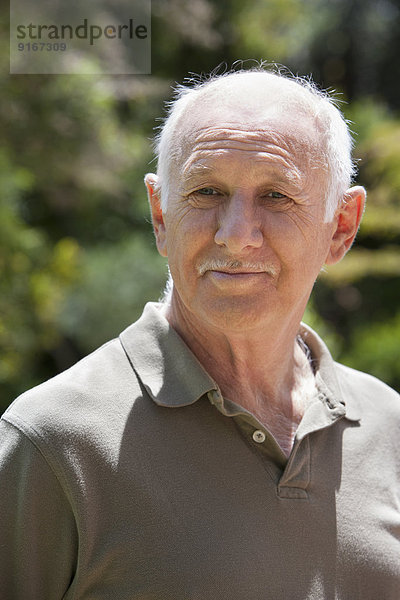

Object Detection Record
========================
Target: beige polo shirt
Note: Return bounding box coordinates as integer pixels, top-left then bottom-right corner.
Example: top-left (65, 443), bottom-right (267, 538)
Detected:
top-left (1, 302), bottom-right (399, 599)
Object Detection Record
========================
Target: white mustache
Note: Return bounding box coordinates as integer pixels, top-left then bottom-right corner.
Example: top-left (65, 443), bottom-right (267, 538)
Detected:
top-left (197, 259), bottom-right (277, 277)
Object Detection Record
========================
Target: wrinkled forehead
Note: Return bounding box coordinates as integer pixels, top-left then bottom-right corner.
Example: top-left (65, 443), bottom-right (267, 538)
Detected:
top-left (172, 76), bottom-right (325, 173)
top-left (175, 106), bottom-right (324, 182)
top-left (182, 115), bottom-right (319, 157)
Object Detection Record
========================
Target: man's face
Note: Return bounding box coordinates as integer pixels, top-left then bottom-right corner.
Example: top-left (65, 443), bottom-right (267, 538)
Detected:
top-left (151, 108), bottom-right (339, 333)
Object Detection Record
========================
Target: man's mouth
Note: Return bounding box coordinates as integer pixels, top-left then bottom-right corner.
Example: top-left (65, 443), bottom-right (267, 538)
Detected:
top-left (209, 270), bottom-right (267, 279)
top-left (198, 259), bottom-right (277, 278)
top-left (212, 268), bottom-right (264, 275)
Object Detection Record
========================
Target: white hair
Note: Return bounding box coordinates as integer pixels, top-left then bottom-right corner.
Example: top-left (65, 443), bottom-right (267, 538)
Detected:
top-left (153, 64), bottom-right (357, 223)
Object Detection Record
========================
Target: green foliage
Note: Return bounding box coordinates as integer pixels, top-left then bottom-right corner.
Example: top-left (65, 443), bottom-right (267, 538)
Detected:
top-left (230, 0), bottom-right (321, 62)
top-left (321, 247), bottom-right (400, 284)
top-left (0, 147), bottom-right (82, 409)
top-left (302, 299), bottom-right (342, 358)
top-left (59, 235), bottom-right (167, 351)
top-left (313, 99), bottom-right (400, 392)
top-left (348, 100), bottom-right (400, 207)
top-left (340, 312), bottom-right (400, 391)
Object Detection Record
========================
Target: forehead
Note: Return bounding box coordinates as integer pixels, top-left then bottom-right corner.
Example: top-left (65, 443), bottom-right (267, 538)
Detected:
top-left (183, 117), bottom-right (317, 156)
top-left (177, 112), bottom-right (324, 187)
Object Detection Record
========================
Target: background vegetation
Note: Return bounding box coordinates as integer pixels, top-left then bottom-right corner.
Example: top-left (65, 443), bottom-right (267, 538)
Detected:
top-left (1, 0), bottom-right (399, 411)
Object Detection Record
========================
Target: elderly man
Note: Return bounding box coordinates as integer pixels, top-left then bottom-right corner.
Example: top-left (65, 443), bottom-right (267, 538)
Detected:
top-left (1, 68), bottom-right (399, 599)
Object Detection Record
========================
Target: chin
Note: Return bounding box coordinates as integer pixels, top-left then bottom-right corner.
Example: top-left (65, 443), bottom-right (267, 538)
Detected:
top-left (198, 295), bottom-right (275, 332)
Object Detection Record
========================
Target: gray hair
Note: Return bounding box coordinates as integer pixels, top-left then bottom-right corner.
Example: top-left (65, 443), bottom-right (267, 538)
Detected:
top-left (153, 64), bottom-right (357, 223)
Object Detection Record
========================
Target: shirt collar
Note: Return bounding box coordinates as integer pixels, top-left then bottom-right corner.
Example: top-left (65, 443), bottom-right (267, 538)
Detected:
top-left (299, 322), bottom-right (361, 421)
top-left (119, 302), bottom-right (360, 421)
top-left (119, 302), bottom-right (218, 407)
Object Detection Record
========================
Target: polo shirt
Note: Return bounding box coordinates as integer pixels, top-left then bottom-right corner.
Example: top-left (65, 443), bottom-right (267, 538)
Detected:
top-left (1, 302), bottom-right (399, 599)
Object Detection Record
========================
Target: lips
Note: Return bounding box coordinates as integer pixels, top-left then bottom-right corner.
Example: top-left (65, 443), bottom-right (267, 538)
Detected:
top-left (211, 270), bottom-right (266, 279)
top-left (207, 270), bottom-right (273, 288)
top-left (212, 269), bottom-right (264, 275)
top-left (198, 260), bottom-right (277, 278)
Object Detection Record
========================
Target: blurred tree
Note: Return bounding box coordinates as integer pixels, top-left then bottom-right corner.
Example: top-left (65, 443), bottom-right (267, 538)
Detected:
top-left (0, 146), bottom-right (81, 409)
top-left (313, 99), bottom-right (400, 384)
top-left (0, 24), bottom-right (169, 407)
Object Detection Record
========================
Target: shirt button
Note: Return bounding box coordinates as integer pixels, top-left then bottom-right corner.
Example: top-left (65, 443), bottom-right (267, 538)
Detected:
top-left (252, 430), bottom-right (266, 443)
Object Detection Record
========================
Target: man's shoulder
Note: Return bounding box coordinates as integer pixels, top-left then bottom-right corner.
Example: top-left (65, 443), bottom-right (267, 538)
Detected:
top-left (301, 321), bottom-right (399, 416)
top-left (8, 336), bottom-right (134, 402)
top-left (1, 335), bottom-right (142, 443)
top-left (334, 360), bottom-right (400, 416)
top-left (334, 360), bottom-right (399, 397)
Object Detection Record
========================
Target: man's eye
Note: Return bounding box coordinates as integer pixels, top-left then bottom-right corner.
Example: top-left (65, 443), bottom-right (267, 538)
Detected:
top-left (267, 191), bottom-right (287, 199)
top-left (188, 187), bottom-right (223, 209)
top-left (196, 187), bottom-right (218, 195)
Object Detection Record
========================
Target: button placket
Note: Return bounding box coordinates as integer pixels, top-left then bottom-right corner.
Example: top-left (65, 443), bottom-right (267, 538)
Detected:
top-left (278, 435), bottom-right (310, 499)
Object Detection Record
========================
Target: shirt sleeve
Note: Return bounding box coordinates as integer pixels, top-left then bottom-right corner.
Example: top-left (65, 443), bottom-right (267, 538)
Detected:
top-left (0, 419), bottom-right (78, 599)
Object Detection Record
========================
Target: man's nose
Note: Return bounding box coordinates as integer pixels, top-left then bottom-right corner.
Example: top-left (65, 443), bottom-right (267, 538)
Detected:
top-left (214, 195), bottom-right (263, 253)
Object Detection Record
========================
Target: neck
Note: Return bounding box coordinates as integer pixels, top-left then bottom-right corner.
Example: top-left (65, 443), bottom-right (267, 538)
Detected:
top-left (162, 294), bottom-right (317, 456)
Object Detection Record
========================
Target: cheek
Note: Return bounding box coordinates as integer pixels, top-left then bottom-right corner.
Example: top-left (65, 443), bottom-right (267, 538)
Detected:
top-left (262, 212), bottom-right (304, 254)
top-left (266, 215), bottom-right (331, 274)
top-left (167, 209), bottom-right (216, 248)
top-left (164, 217), bottom-right (213, 280)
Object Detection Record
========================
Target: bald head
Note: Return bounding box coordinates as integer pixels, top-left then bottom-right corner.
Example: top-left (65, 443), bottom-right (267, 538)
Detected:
top-left (154, 68), bottom-right (356, 222)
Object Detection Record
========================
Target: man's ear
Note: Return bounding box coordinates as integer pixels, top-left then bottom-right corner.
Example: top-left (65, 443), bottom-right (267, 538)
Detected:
top-left (325, 186), bottom-right (366, 265)
top-left (144, 173), bottom-right (167, 257)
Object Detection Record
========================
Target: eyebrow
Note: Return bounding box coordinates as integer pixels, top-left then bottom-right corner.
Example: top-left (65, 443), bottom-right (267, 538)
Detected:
top-left (183, 161), bottom-right (216, 178)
